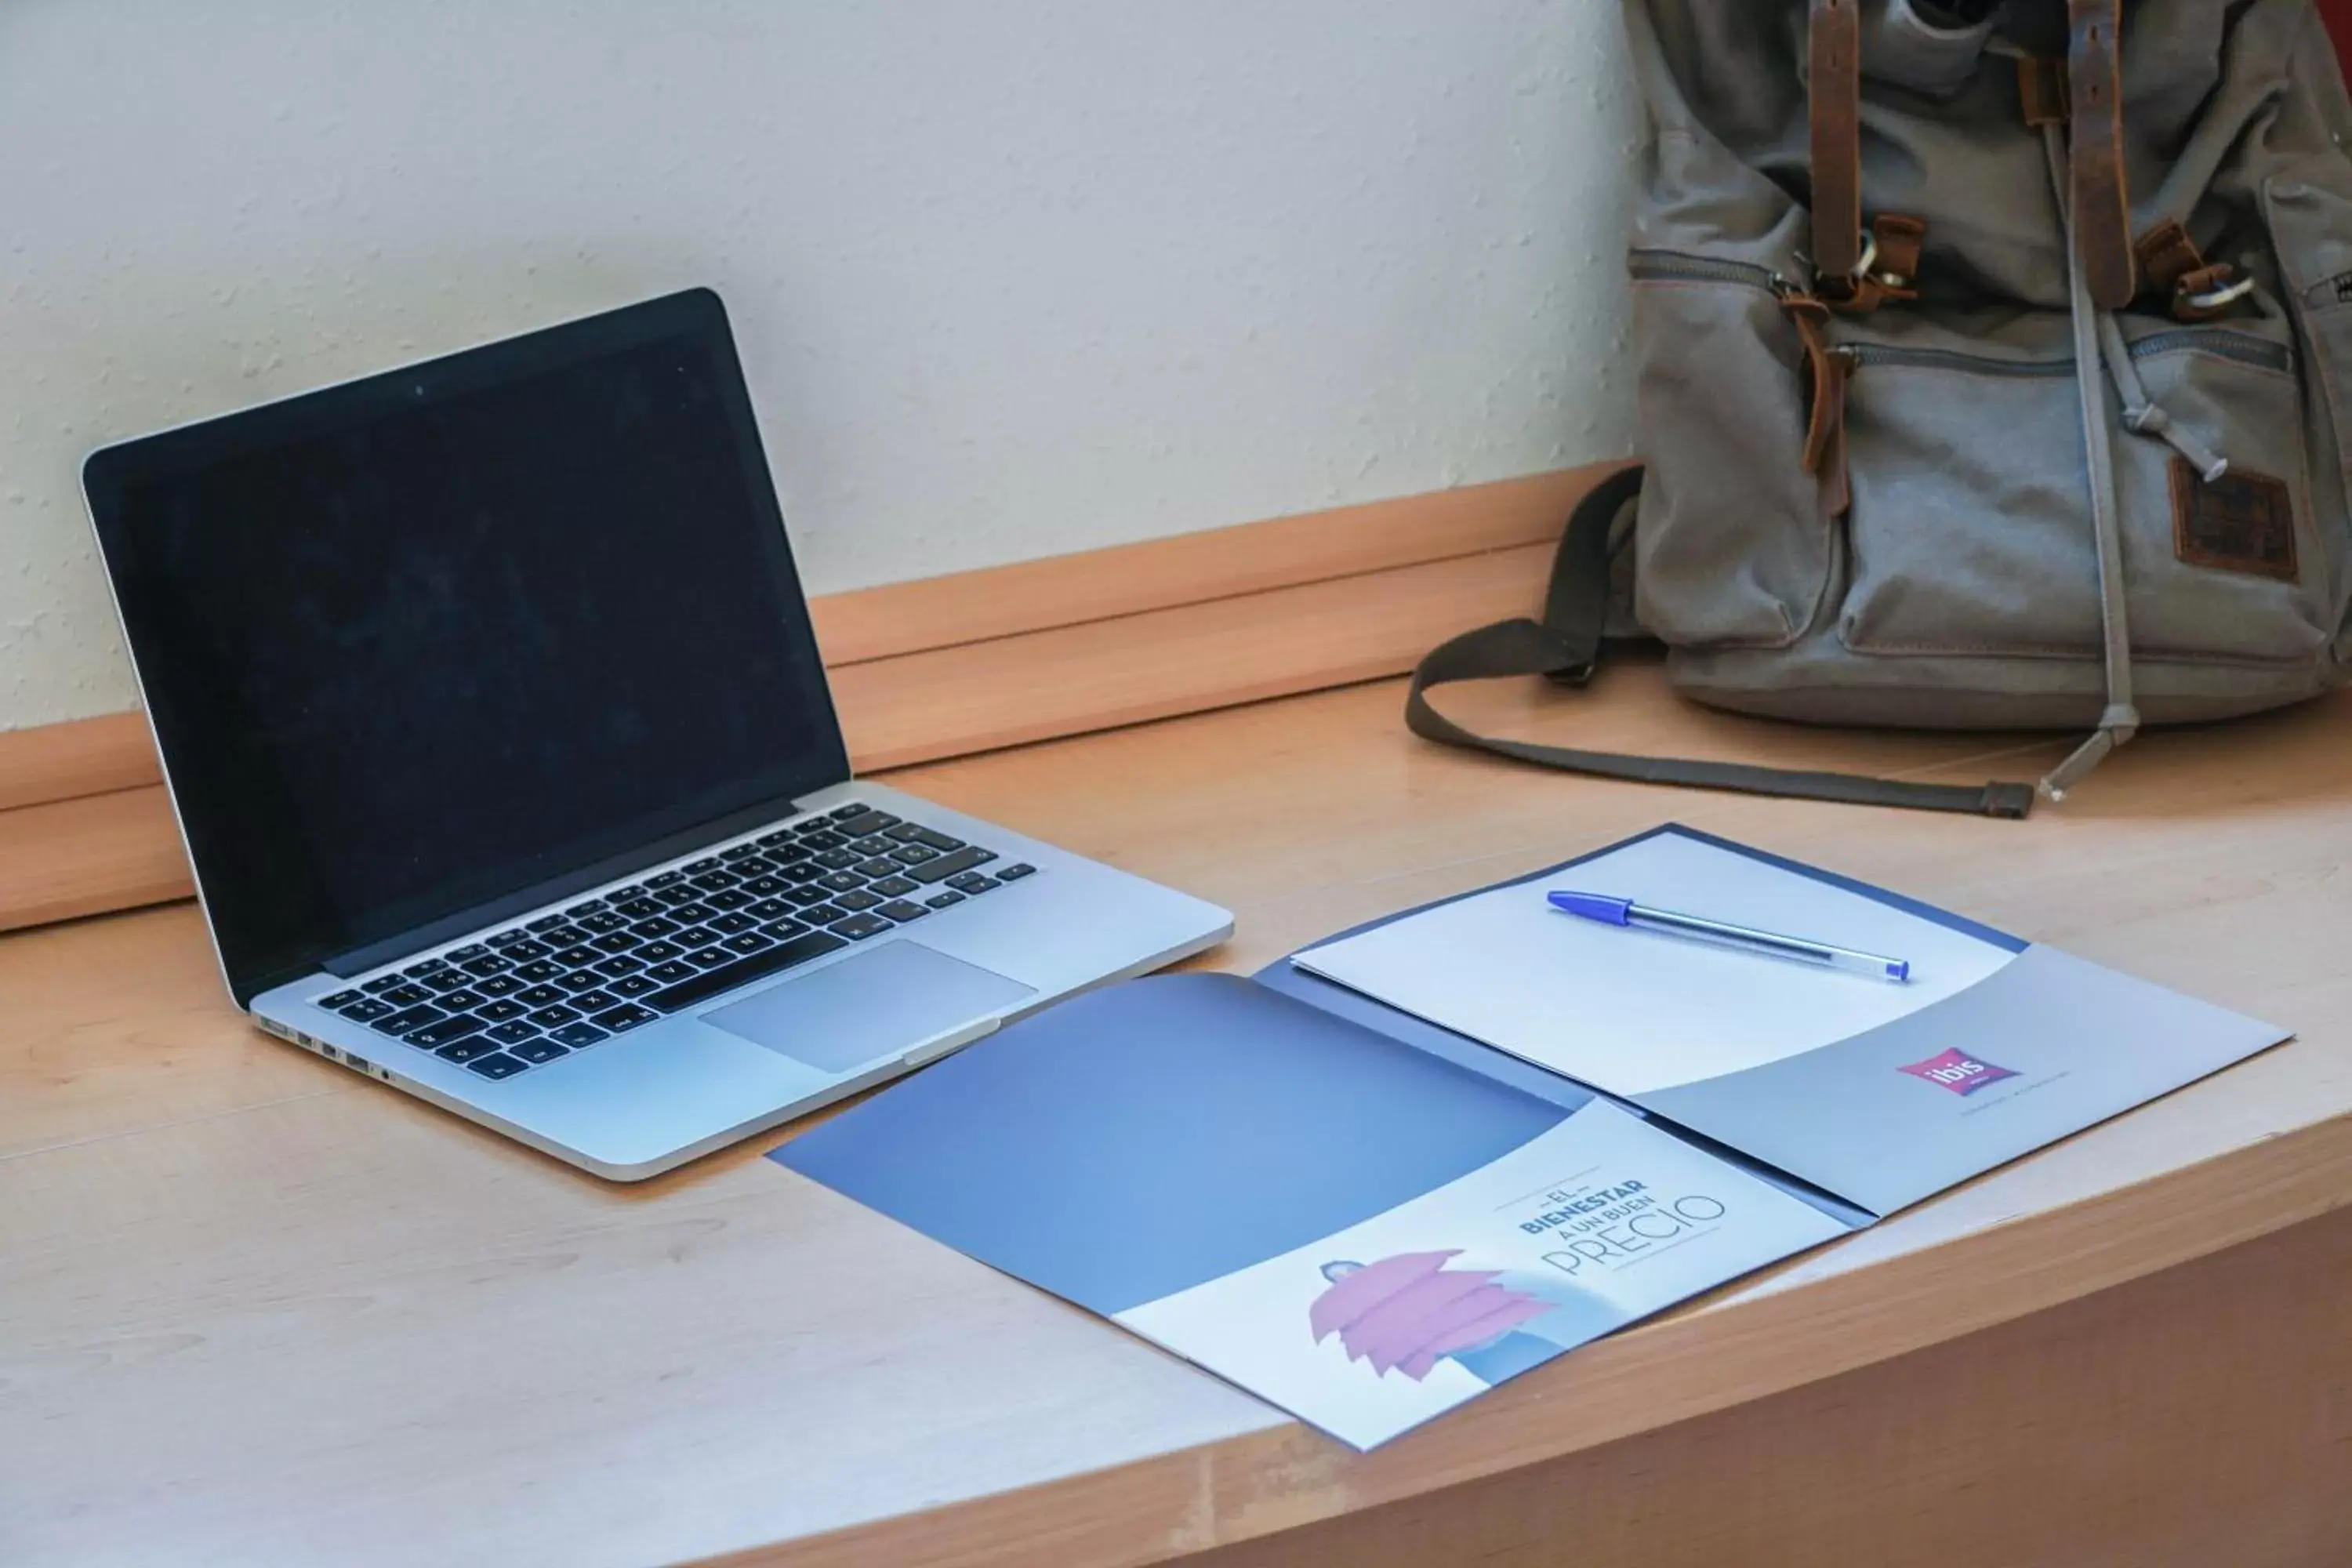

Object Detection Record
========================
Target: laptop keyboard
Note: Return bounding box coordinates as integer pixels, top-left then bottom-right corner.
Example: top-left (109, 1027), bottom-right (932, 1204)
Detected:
top-left (307, 803), bottom-right (1038, 1082)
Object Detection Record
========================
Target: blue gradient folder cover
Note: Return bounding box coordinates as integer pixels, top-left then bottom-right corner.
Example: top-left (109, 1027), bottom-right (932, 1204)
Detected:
top-left (775, 825), bottom-right (2286, 1448)
top-left (776, 972), bottom-right (1848, 1449)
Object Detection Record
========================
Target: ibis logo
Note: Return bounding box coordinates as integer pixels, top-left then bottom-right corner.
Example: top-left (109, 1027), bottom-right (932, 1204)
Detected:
top-left (1898, 1048), bottom-right (2018, 1097)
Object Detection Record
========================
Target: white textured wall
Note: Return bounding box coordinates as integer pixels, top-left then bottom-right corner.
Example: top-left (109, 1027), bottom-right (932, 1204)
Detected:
top-left (0, 0), bottom-right (1639, 731)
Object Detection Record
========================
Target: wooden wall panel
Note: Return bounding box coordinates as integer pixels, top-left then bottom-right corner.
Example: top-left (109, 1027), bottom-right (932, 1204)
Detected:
top-left (0, 463), bottom-right (1611, 934)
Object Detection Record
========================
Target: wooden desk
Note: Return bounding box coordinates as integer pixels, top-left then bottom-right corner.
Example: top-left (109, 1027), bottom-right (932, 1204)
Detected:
top-left (6, 662), bottom-right (2351, 1568)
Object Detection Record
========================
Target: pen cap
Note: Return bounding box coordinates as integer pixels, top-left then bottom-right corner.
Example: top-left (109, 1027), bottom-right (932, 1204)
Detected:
top-left (1547, 891), bottom-right (1634, 925)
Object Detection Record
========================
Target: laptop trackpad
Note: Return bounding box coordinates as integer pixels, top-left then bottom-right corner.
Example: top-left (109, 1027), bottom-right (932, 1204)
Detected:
top-left (700, 940), bottom-right (1036, 1074)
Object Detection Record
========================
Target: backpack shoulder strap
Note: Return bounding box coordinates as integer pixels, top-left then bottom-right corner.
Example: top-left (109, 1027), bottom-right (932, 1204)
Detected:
top-left (1402, 467), bottom-right (2038, 818)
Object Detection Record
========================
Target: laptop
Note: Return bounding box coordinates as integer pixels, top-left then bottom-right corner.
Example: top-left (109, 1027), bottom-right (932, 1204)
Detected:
top-left (82, 288), bottom-right (1232, 1181)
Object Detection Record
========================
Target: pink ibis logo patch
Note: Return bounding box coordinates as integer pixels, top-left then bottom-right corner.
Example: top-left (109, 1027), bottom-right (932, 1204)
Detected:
top-left (1899, 1047), bottom-right (2019, 1097)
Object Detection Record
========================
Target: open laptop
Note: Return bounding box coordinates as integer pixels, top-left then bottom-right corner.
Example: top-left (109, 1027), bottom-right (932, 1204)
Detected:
top-left (82, 288), bottom-right (1232, 1180)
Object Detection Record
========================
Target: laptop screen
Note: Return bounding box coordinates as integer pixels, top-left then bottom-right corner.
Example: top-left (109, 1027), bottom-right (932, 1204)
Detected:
top-left (85, 291), bottom-right (848, 1004)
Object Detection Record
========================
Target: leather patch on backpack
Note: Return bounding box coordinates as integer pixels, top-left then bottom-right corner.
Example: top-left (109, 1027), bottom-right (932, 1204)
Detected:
top-left (2171, 459), bottom-right (2298, 581)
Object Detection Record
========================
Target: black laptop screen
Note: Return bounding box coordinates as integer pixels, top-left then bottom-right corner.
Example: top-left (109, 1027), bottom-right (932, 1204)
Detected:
top-left (86, 291), bottom-right (848, 1004)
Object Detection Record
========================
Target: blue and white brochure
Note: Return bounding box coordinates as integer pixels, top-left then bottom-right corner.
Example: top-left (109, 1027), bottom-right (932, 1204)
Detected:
top-left (1292, 825), bottom-right (2289, 1216)
top-left (776, 973), bottom-right (1846, 1450)
top-left (1112, 1097), bottom-right (1842, 1448)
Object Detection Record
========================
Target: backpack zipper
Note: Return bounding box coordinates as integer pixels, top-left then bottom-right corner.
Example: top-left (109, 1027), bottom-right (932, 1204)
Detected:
top-left (1630, 249), bottom-right (2292, 375)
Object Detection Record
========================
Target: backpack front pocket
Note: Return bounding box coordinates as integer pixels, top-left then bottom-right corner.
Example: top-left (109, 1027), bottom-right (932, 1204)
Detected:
top-left (1628, 252), bottom-right (1835, 650)
top-left (1835, 315), bottom-right (2330, 669)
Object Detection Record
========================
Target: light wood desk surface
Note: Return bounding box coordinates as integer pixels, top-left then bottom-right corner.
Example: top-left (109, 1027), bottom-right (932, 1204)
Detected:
top-left (6, 662), bottom-right (2352, 1567)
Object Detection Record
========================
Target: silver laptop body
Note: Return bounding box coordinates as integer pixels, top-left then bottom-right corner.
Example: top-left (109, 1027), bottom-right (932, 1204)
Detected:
top-left (84, 289), bottom-right (1230, 1180)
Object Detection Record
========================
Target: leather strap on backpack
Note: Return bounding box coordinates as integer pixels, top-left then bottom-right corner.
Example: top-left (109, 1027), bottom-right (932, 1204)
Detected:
top-left (2067, 0), bottom-right (2137, 309)
top-left (1809, 0), bottom-right (1866, 284)
top-left (1403, 468), bottom-right (2038, 819)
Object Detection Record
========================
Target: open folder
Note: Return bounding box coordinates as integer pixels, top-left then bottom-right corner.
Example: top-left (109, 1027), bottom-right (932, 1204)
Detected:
top-left (775, 825), bottom-right (2287, 1449)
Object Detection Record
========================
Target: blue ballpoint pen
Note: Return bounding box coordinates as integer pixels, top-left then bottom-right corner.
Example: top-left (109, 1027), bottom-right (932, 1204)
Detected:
top-left (1547, 890), bottom-right (1912, 983)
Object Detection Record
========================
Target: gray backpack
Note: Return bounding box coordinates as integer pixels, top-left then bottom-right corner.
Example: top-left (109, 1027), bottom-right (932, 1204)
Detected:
top-left (1411, 0), bottom-right (2352, 816)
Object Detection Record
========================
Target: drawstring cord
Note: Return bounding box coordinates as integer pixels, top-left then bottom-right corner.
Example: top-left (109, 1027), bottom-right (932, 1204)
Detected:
top-left (2037, 121), bottom-right (2143, 801)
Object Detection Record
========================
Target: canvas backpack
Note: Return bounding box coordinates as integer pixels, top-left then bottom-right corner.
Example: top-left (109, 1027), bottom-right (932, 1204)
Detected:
top-left (1410, 0), bottom-right (2352, 816)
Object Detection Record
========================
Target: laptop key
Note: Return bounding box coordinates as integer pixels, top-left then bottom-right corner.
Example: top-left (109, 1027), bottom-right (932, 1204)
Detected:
top-left (722, 931), bottom-right (771, 956)
top-left (703, 889), bottom-right (753, 912)
top-left (742, 876), bottom-right (787, 898)
top-left (409, 1014), bottom-right (487, 1048)
top-left (814, 850), bottom-right (861, 871)
top-left (459, 954), bottom-right (512, 978)
top-left (319, 989), bottom-right (364, 1010)
top-left (516, 984), bottom-right (566, 1007)
top-left (755, 829), bottom-right (797, 849)
top-left (924, 891), bottom-right (965, 909)
top-left (804, 833), bottom-right (850, 853)
top-left (527, 1004), bottom-right (582, 1029)
top-left (576, 912), bottom-right (626, 935)
top-left (551, 945), bottom-right (600, 968)
top-left (684, 946), bottom-right (731, 970)
top-left (448, 944), bottom-right (489, 963)
top-left (684, 858), bottom-right (723, 875)
top-left (644, 930), bottom-right (850, 1013)
top-left (338, 997), bottom-right (396, 1022)
top-left (635, 940), bottom-right (685, 964)
top-left (668, 902), bottom-right (715, 924)
top-left (891, 844), bottom-right (939, 866)
top-left (646, 960), bottom-right (697, 984)
top-left (996, 863), bottom-right (1037, 881)
top-left (819, 872), bottom-right (864, 894)
top-left (785, 885), bottom-right (832, 907)
top-left (829, 913), bottom-right (894, 941)
top-left (572, 989), bottom-right (619, 1012)
top-left (362, 974), bottom-right (405, 994)
top-left (466, 1053), bottom-right (528, 1080)
top-left (828, 804), bottom-right (870, 822)
top-left (594, 954), bottom-right (645, 977)
top-left (834, 890), bottom-right (882, 913)
top-left (476, 974), bottom-right (523, 997)
top-left (555, 971), bottom-right (604, 994)
top-left (654, 886), bottom-right (700, 907)
top-left (614, 898), bottom-right (665, 920)
top-left (646, 869), bottom-right (687, 889)
top-left (372, 1004), bottom-right (447, 1036)
top-left (760, 916), bottom-right (809, 940)
top-left (514, 960), bottom-right (562, 983)
top-left (855, 858), bottom-right (900, 879)
top-left (747, 897), bottom-right (795, 920)
top-left (720, 842), bottom-right (763, 861)
top-left (510, 1038), bottom-right (570, 1064)
top-left (947, 873), bottom-right (1000, 895)
top-left (870, 876), bottom-right (920, 898)
top-left (908, 846), bottom-right (998, 885)
top-left (382, 983), bottom-right (432, 1007)
top-left (593, 1004), bottom-right (659, 1033)
top-left (486, 1018), bottom-right (541, 1045)
top-left (564, 898), bottom-right (608, 917)
top-left (550, 1022), bottom-right (610, 1049)
top-left (418, 970), bottom-right (472, 993)
top-left (851, 836), bottom-right (896, 856)
top-left (878, 901), bottom-right (930, 923)
top-left (610, 973), bottom-right (659, 997)
top-left (436, 1036), bottom-right (502, 1064)
top-left (477, 999), bottom-right (528, 1023)
top-left (802, 904), bottom-right (847, 924)
top-left (436, 989), bottom-right (488, 1012)
top-left (837, 812), bottom-right (900, 838)
top-left (590, 931), bottom-right (640, 953)
top-left (486, 930), bottom-right (528, 949)
top-left (405, 957), bottom-right (453, 977)
top-left (630, 915), bottom-right (684, 938)
top-left (525, 913), bottom-right (568, 933)
top-left (503, 939), bottom-right (552, 963)
top-left (907, 827), bottom-right (966, 852)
